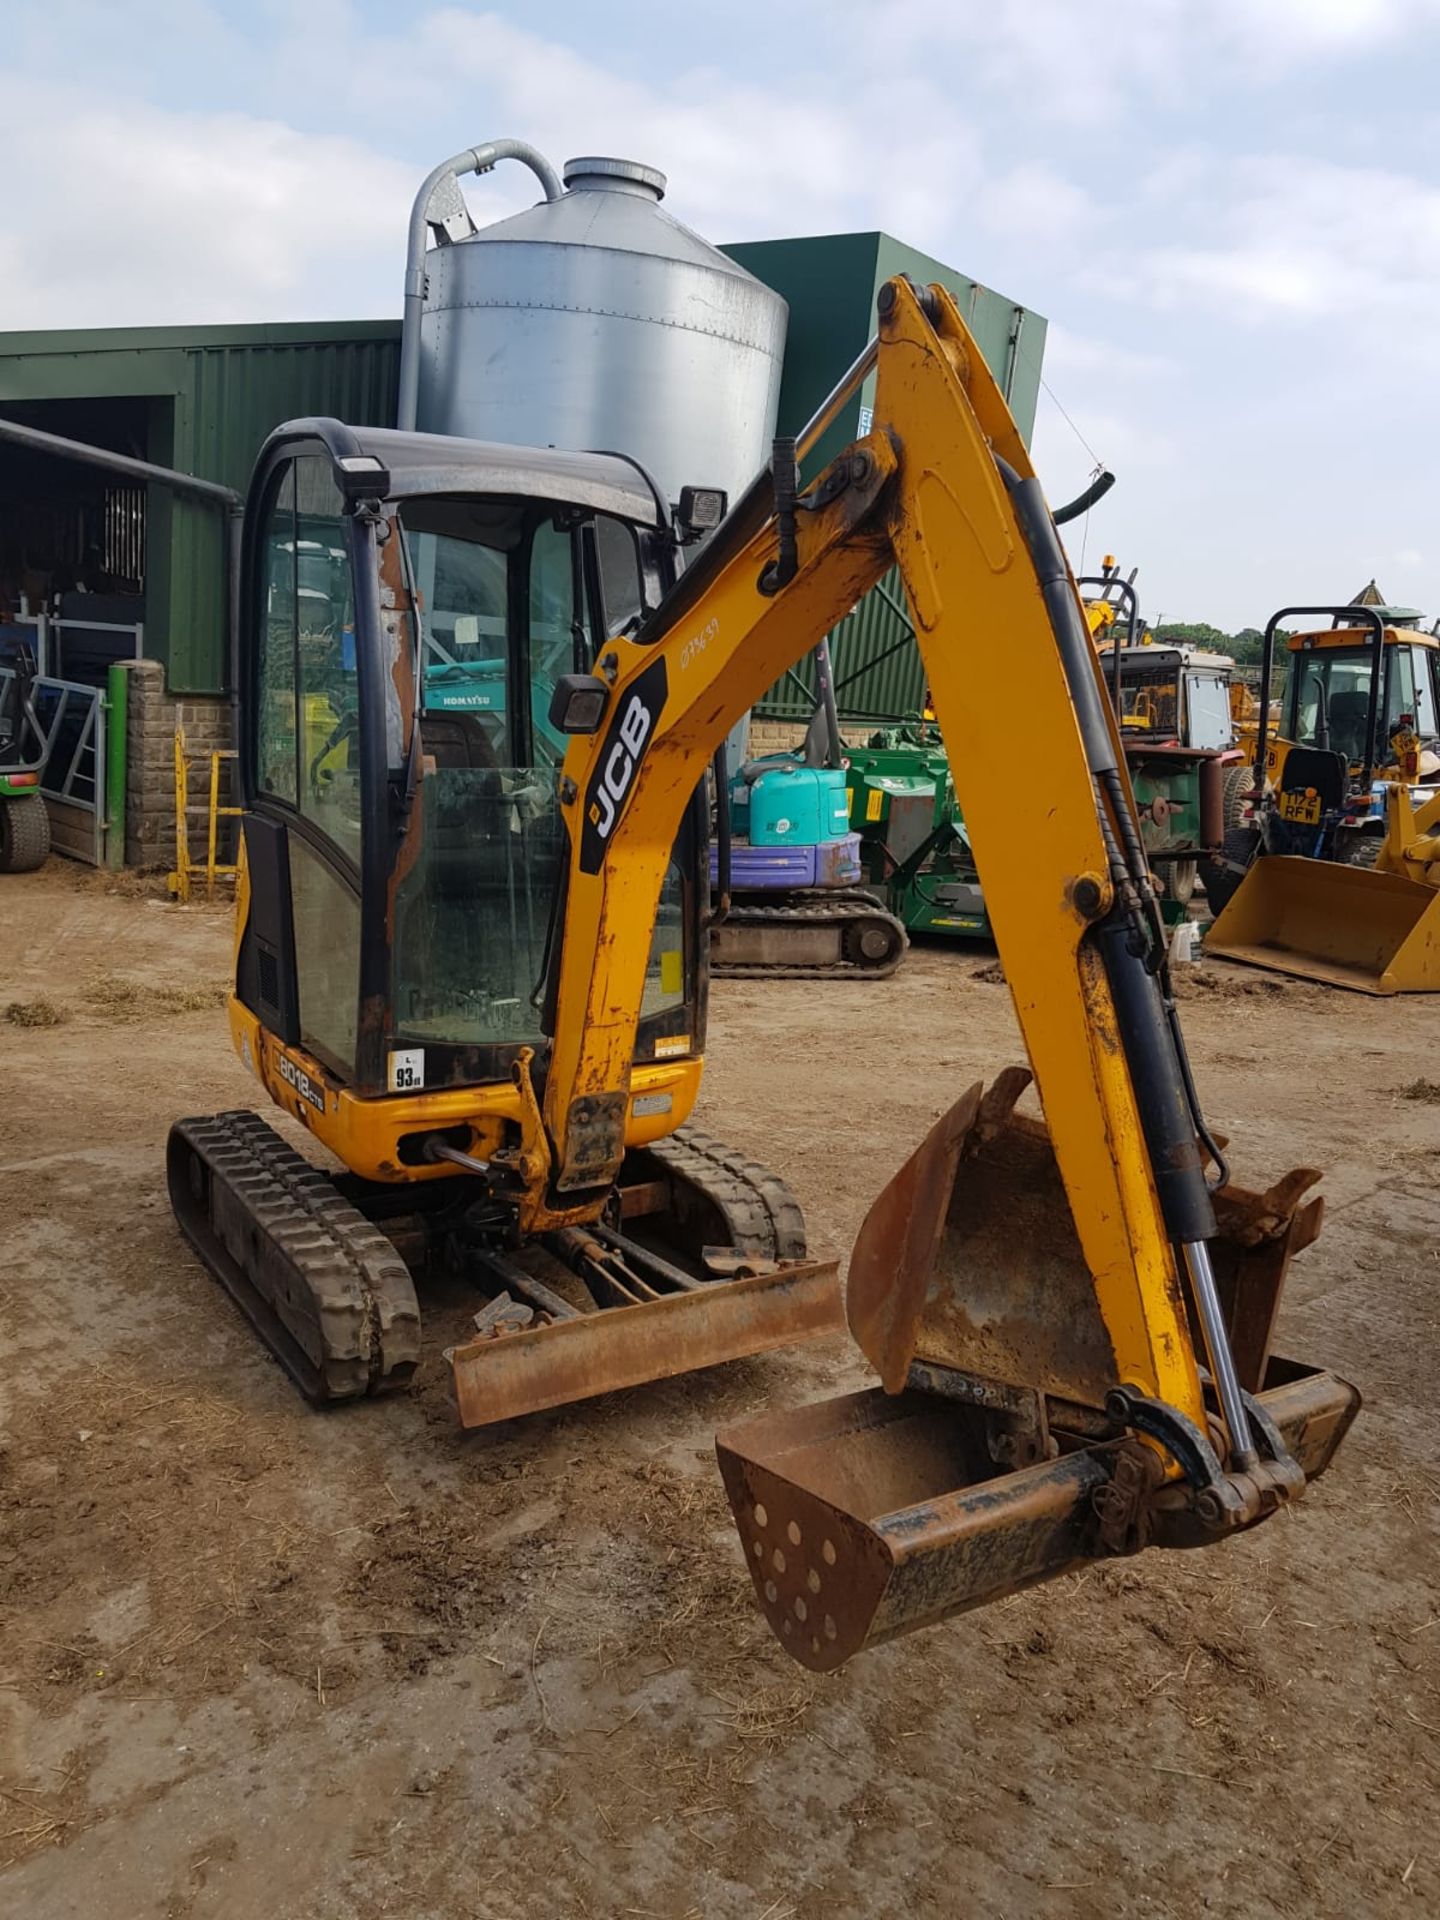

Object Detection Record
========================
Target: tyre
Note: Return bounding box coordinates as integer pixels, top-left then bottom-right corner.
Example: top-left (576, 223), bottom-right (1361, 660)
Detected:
top-left (1221, 763), bottom-right (1256, 834)
top-left (1338, 833), bottom-right (1382, 871)
top-left (1160, 859), bottom-right (1197, 907)
top-left (0, 793), bottom-right (50, 872)
top-left (1202, 825), bottom-right (1258, 916)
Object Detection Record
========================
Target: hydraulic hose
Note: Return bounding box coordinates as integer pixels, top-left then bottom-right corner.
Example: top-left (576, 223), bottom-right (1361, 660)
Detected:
top-left (1053, 469), bottom-right (1116, 526)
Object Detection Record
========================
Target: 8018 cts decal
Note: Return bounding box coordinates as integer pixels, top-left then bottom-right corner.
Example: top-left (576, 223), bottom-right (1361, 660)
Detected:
top-left (277, 1052), bottom-right (327, 1114)
top-left (579, 658), bottom-right (668, 874)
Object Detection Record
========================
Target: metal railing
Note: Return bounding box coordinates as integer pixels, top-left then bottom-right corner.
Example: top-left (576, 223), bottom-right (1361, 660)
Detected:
top-left (0, 667), bottom-right (110, 864)
top-left (169, 727), bottom-right (241, 903)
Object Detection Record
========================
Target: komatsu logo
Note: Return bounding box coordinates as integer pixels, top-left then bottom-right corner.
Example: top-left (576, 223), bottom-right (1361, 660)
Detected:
top-left (277, 1052), bottom-right (326, 1114)
top-left (579, 658), bottom-right (668, 874)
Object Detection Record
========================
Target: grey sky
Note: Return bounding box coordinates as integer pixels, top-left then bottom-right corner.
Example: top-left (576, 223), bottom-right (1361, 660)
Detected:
top-left (8, 0), bottom-right (1440, 629)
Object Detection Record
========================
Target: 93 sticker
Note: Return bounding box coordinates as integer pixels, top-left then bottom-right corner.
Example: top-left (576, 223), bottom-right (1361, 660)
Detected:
top-left (387, 1049), bottom-right (425, 1093)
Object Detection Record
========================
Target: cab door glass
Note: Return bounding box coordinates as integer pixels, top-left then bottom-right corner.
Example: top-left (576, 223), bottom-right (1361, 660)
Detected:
top-left (256, 463), bottom-right (299, 803)
top-left (1416, 650), bottom-right (1439, 739)
top-left (251, 451), bottom-right (361, 1079)
top-left (391, 500), bottom-right (586, 1052)
top-left (289, 832), bottom-right (361, 1071)
top-left (293, 455), bottom-right (361, 866)
top-left (1384, 646), bottom-right (1417, 742)
top-left (529, 518), bottom-right (580, 768)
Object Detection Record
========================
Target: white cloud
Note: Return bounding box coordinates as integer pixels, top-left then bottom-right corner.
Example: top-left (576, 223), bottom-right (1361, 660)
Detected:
top-left (1040, 326), bottom-right (1178, 383)
top-left (4, 83), bottom-right (413, 328)
top-left (1126, 155), bottom-right (1440, 321)
top-left (7, 0), bottom-right (1440, 628)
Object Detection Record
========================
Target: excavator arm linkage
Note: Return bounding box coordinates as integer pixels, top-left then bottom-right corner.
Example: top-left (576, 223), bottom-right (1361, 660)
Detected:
top-left (521, 277), bottom-right (1357, 1667)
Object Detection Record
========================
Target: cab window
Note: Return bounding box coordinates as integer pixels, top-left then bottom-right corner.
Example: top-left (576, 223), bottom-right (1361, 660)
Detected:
top-left (253, 454), bottom-right (360, 864)
top-left (390, 500), bottom-right (651, 1054)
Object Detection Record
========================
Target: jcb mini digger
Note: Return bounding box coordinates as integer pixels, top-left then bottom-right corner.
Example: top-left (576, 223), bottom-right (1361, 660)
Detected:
top-left (171, 280), bottom-right (1356, 1665)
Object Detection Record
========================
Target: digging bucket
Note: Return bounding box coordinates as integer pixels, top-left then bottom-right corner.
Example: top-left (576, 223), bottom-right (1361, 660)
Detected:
top-left (1205, 854), bottom-right (1440, 993)
top-left (716, 1072), bottom-right (1358, 1671)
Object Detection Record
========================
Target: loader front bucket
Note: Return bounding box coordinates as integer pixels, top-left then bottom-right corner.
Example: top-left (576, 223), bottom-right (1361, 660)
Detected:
top-left (1205, 853), bottom-right (1440, 993)
top-left (716, 1071), bottom-right (1359, 1670)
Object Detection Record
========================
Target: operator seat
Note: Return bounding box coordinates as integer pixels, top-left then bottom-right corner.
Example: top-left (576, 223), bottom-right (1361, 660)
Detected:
top-left (1326, 692), bottom-right (1371, 765)
top-left (420, 711), bottom-right (502, 772)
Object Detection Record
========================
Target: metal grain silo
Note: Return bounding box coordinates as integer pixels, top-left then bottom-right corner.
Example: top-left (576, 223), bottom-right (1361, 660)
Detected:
top-left (397, 141), bottom-right (787, 511)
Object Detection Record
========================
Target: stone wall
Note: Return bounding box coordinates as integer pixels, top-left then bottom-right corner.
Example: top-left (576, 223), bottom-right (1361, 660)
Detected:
top-left (745, 716), bottom-right (870, 758)
top-left (121, 659), bottom-right (235, 868)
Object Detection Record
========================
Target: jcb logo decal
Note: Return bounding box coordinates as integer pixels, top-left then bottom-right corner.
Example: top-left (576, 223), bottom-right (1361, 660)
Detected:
top-left (588, 692), bottom-right (653, 838)
top-left (579, 659), bottom-right (668, 873)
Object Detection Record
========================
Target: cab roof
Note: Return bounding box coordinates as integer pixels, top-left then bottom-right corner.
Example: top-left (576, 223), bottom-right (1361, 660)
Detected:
top-left (260, 417), bottom-right (667, 527)
top-left (1286, 625), bottom-right (1439, 652)
top-left (1105, 643), bottom-right (1235, 671)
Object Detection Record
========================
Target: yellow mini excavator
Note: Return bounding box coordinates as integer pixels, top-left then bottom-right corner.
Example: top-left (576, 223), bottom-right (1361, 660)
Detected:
top-left (171, 280), bottom-right (1356, 1658)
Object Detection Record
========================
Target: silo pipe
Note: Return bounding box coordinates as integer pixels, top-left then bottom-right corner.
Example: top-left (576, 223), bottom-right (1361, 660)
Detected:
top-left (398, 140), bottom-right (564, 431)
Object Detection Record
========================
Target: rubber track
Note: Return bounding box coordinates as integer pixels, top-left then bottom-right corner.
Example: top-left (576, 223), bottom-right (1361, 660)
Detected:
top-left (711, 893), bottom-right (909, 980)
top-left (640, 1125), bottom-right (808, 1262)
top-left (168, 1109), bottom-right (421, 1403)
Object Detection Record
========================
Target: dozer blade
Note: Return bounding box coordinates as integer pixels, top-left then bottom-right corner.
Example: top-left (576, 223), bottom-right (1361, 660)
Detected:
top-left (1205, 853), bottom-right (1440, 993)
top-left (449, 1259), bottom-right (843, 1427)
top-left (717, 1072), bottom-right (1359, 1670)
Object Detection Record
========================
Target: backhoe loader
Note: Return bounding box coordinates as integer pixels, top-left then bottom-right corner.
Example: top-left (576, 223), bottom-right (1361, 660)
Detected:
top-left (170, 280), bottom-right (1355, 1660)
top-left (1206, 603), bottom-right (1440, 991)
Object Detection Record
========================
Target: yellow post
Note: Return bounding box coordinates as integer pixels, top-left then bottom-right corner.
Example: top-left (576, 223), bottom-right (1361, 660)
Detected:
top-left (170, 727), bottom-right (191, 904)
top-left (205, 748), bottom-right (242, 896)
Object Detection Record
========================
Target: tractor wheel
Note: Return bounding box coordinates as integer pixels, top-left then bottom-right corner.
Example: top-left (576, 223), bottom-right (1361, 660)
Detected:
top-left (1338, 834), bottom-right (1382, 871)
top-left (1221, 763), bottom-right (1256, 834)
top-left (0, 794), bottom-right (50, 873)
top-left (1202, 825), bottom-right (1258, 916)
top-left (1161, 859), bottom-right (1197, 907)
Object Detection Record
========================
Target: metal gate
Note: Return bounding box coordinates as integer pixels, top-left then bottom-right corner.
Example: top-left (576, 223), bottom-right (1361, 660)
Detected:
top-left (0, 668), bottom-right (109, 865)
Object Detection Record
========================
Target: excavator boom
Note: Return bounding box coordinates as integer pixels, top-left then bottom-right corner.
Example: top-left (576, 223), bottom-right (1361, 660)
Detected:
top-left (493, 276), bottom-right (1357, 1664)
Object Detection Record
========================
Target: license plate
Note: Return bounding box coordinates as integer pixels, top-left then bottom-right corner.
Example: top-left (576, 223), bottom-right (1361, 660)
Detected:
top-left (1278, 790), bottom-right (1322, 825)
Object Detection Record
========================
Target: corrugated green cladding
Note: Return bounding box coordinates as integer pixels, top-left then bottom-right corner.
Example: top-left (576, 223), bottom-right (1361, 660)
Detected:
top-left (0, 321), bottom-right (399, 692)
top-left (723, 233), bottom-right (1047, 722)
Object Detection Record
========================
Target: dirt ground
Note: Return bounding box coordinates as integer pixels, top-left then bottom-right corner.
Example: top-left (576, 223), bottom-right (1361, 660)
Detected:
top-left (1, 862), bottom-right (1437, 1920)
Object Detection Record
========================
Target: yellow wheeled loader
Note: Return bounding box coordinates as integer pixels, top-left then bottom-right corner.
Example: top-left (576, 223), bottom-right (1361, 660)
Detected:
top-left (1206, 603), bottom-right (1440, 991)
top-left (169, 278), bottom-right (1356, 1665)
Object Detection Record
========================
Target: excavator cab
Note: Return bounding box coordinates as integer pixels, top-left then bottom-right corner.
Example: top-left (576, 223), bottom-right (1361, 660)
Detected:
top-left (232, 424), bottom-right (696, 1108)
top-left (1206, 604), bottom-right (1440, 991)
top-left (169, 421), bottom-right (843, 1418)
